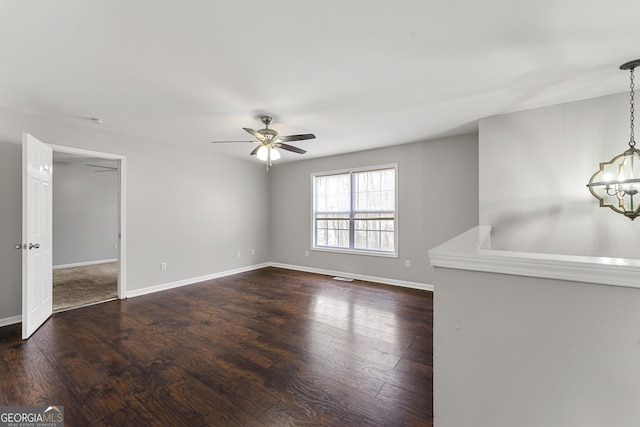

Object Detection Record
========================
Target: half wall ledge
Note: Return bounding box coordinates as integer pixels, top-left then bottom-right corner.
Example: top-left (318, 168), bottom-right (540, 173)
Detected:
top-left (428, 225), bottom-right (640, 289)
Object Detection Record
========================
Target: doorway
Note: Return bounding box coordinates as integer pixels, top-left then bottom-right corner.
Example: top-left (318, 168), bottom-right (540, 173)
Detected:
top-left (49, 145), bottom-right (126, 310)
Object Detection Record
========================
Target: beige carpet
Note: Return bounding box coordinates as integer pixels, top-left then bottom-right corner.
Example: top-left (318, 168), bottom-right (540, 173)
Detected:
top-left (53, 262), bottom-right (118, 312)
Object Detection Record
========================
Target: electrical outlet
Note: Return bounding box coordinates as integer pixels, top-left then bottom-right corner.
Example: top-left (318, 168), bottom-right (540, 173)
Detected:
top-left (161, 262), bottom-right (167, 271)
top-left (237, 251), bottom-right (241, 258)
top-left (251, 249), bottom-right (256, 256)
top-left (305, 250), bottom-right (309, 257)
top-left (405, 260), bottom-right (411, 268)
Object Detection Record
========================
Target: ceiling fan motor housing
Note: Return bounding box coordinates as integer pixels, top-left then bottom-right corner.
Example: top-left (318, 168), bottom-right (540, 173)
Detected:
top-left (258, 128), bottom-right (278, 142)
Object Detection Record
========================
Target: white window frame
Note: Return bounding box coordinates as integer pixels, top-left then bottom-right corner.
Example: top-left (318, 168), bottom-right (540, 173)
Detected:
top-left (311, 163), bottom-right (398, 258)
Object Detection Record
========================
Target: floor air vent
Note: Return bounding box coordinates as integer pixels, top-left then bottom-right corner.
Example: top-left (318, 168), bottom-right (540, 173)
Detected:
top-left (332, 276), bottom-right (354, 282)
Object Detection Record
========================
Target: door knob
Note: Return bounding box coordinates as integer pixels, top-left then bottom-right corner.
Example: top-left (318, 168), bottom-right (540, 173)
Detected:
top-left (28, 243), bottom-right (40, 249)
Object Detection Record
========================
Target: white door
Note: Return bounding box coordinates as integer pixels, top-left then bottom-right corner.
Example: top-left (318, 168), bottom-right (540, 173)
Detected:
top-left (22, 133), bottom-right (53, 339)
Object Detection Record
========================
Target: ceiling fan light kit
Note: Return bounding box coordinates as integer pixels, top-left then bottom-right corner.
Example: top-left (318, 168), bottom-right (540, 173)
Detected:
top-left (256, 145), bottom-right (269, 161)
top-left (270, 147), bottom-right (281, 161)
top-left (211, 116), bottom-right (315, 169)
top-left (587, 59), bottom-right (640, 220)
top-left (256, 145), bottom-right (280, 162)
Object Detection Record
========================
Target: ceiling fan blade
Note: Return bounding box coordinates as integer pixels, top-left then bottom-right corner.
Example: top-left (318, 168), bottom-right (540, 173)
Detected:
top-left (278, 133), bottom-right (316, 142)
top-left (86, 164), bottom-right (117, 170)
top-left (243, 127), bottom-right (264, 141)
top-left (249, 145), bottom-right (261, 156)
top-left (277, 143), bottom-right (307, 154)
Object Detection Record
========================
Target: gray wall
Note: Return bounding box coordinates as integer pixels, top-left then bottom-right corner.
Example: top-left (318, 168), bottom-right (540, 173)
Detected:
top-left (480, 92), bottom-right (640, 257)
top-left (0, 107), bottom-right (270, 321)
top-left (0, 142), bottom-right (22, 321)
top-left (53, 161), bottom-right (119, 266)
top-left (268, 134), bottom-right (479, 285)
top-left (434, 267), bottom-right (640, 427)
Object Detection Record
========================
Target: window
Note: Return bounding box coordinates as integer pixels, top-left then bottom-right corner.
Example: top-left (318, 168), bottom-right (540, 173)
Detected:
top-left (312, 164), bottom-right (397, 256)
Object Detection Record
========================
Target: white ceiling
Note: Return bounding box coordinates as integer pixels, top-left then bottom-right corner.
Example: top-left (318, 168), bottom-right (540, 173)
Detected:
top-left (1, 1), bottom-right (639, 163)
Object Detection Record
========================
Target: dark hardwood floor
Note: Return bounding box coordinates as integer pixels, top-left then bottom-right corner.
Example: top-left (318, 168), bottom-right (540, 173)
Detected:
top-left (0, 267), bottom-right (433, 426)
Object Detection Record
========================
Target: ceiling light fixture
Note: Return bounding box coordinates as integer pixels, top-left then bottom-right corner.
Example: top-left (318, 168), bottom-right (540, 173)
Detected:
top-left (256, 144), bottom-right (280, 169)
top-left (587, 59), bottom-right (640, 220)
top-left (256, 145), bottom-right (269, 161)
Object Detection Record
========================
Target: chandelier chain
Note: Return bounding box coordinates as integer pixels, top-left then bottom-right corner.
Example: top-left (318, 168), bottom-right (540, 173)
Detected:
top-left (630, 67), bottom-right (635, 147)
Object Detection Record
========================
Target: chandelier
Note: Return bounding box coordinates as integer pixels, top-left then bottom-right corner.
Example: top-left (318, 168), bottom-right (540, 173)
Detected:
top-left (587, 59), bottom-right (640, 220)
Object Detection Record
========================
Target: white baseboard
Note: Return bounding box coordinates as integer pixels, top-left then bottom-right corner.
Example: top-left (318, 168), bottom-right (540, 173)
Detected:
top-left (127, 262), bottom-right (431, 299)
top-left (0, 315), bottom-right (21, 327)
top-left (269, 262), bottom-right (433, 292)
top-left (126, 263), bottom-right (270, 298)
top-left (0, 263), bottom-right (430, 328)
top-left (53, 258), bottom-right (118, 270)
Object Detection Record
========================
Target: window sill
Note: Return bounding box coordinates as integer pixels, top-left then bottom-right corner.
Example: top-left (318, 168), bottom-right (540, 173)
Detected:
top-left (312, 247), bottom-right (398, 258)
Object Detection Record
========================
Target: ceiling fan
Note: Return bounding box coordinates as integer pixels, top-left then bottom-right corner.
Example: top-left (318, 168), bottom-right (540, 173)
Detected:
top-left (86, 164), bottom-right (118, 173)
top-left (211, 116), bottom-right (315, 168)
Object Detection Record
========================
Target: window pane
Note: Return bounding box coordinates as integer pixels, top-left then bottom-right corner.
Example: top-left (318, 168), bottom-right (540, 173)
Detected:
top-left (367, 230), bottom-right (380, 249)
top-left (315, 173), bottom-right (351, 213)
top-left (316, 229), bottom-right (327, 246)
top-left (338, 229), bottom-right (349, 247)
top-left (316, 217), bottom-right (349, 249)
top-left (326, 227), bottom-right (349, 248)
top-left (354, 168), bottom-right (395, 212)
top-left (380, 219), bottom-right (395, 231)
top-left (353, 217), bottom-right (394, 252)
top-left (380, 231), bottom-right (394, 251)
